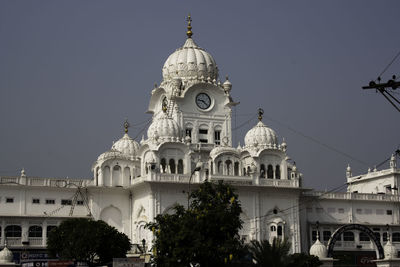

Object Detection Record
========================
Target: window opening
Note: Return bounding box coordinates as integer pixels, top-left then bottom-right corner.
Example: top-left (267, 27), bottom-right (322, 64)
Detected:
top-left (275, 165), bottom-right (281, 179)
top-left (169, 159), bottom-right (176, 174)
top-left (214, 131), bottom-right (221, 145)
top-left (267, 165), bottom-right (274, 179)
top-left (29, 226), bottom-right (42, 238)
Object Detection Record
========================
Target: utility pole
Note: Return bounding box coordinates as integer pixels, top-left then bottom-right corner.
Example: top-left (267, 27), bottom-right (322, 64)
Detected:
top-left (362, 75), bottom-right (400, 112)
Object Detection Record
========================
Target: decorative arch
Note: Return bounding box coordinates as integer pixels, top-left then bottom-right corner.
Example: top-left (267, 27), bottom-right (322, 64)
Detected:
top-left (327, 224), bottom-right (384, 259)
top-left (100, 205), bottom-right (123, 232)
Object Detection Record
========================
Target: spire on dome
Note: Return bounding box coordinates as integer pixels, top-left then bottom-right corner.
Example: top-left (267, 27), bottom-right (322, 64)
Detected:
top-left (186, 14), bottom-right (193, 38)
top-left (124, 119), bottom-right (130, 134)
top-left (258, 108), bottom-right (264, 121)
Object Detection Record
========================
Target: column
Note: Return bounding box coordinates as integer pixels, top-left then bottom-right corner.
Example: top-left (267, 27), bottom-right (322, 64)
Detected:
top-left (42, 221), bottom-right (47, 246)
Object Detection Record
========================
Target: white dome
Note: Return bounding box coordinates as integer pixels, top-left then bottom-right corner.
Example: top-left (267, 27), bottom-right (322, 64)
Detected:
top-left (384, 240), bottom-right (398, 259)
top-left (97, 149), bottom-right (124, 162)
top-left (111, 133), bottom-right (139, 157)
top-left (0, 246), bottom-right (13, 263)
top-left (309, 239), bottom-right (328, 259)
top-left (162, 38), bottom-right (218, 82)
top-left (147, 113), bottom-right (181, 142)
top-left (244, 121), bottom-right (278, 148)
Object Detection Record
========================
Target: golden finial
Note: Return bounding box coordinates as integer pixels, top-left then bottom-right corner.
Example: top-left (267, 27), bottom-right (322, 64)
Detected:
top-left (258, 108), bottom-right (264, 121)
top-left (124, 119), bottom-right (130, 134)
top-left (186, 14), bottom-right (193, 38)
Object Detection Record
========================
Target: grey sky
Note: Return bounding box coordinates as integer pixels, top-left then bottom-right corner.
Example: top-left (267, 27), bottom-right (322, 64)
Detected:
top-left (1, 0), bottom-right (399, 191)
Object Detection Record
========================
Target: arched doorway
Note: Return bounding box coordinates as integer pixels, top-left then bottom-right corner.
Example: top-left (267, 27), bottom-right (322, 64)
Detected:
top-left (327, 224), bottom-right (384, 259)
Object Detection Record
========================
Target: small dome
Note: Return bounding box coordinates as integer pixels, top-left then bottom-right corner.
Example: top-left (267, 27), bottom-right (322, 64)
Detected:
top-left (162, 38), bottom-right (218, 83)
top-left (0, 246), bottom-right (13, 263)
top-left (147, 113), bottom-right (181, 142)
top-left (309, 239), bottom-right (328, 259)
top-left (97, 149), bottom-right (124, 162)
top-left (244, 121), bottom-right (278, 148)
top-left (210, 146), bottom-right (239, 159)
top-left (384, 240), bottom-right (398, 259)
top-left (111, 133), bottom-right (140, 157)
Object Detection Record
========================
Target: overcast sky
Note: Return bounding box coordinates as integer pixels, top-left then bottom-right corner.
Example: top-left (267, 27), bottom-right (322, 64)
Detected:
top-left (1, 0), bottom-right (399, 191)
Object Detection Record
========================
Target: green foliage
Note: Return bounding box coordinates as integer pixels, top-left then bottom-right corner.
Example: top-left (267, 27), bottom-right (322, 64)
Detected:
top-left (47, 218), bottom-right (131, 266)
top-left (147, 180), bottom-right (244, 267)
top-left (287, 253), bottom-right (322, 267)
top-left (249, 238), bottom-right (291, 267)
top-left (249, 239), bottom-right (322, 267)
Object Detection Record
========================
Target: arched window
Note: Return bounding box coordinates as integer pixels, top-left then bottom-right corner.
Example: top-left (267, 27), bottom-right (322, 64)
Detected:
top-left (112, 165), bottom-right (122, 186)
top-left (392, 232), bottom-right (400, 242)
top-left (160, 158), bottom-right (166, 173)
top-left (275, 165), bottom-right (281, 179)
top-left (267, 165), bottom-right (274, 179)
top-left (343, 231), bottom-right (354, 241)
top-left (277, 225), bottom-right (283, 237)
top-left (177, 159), bottom-right (184, 174)
top-left (260, 164), bottom-right (266, 178)
top-left (5, 225), bottom-right (21, 237)
top-left (226, 160), bottom-right (232, 175)
top-left (234, 162), bottom-right (239, 176)
top-left (270, 225), bottom-right (276, 232)
top-left (169, 159), bottom-right (176, 174)
top-left (359, 232), bottom-right (370, 242)
top-left (218, 161), bottom-right (222, 174)
top-left (29, 226), bottom-right (43, 238)
top-left (247, 166), bottom-right (251, 176)
top-left (243, 168), bottom-right (246, 176)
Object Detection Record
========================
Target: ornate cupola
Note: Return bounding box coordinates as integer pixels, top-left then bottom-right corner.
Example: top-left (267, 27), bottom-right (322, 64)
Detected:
top-left (147, 104), bottom-right (182, 144)
top-left (161, 15), bottom-right (219, 87)
top-left (244, 108), bottom-right (278, 149)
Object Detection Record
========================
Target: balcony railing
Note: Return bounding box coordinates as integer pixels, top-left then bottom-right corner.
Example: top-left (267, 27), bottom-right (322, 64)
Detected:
top-left (6, 237), bottom-right (21, 246)
top-left (0, 176), bottom-right (91, 187)
top-left (130, 172), bottom-right (299, 188)
top-left (28, 237), bottom-right (44, 246)
top-left (304, 191), bottom-right (400, 202)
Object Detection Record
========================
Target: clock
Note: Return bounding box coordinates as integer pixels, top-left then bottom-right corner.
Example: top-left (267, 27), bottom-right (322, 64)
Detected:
top-left (195, 93), bottom-right (211, 110)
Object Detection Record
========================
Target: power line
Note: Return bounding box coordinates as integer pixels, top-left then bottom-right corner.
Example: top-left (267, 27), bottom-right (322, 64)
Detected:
top-left (376, 50), bottom-right (400, 80)
top-left (262, 114), bottom-right (371, 167)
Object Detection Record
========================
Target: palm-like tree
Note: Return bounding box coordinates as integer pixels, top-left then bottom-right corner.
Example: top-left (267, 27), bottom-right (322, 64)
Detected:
top-left (248, 238), bottom-right (291, 267)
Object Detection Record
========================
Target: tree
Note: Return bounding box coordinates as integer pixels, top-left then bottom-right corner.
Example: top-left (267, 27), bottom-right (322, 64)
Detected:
top-left (147, 180), bottom-right (245, 267)
top-left (47, 218), bottom-right (131, 266)
top-left (249, 239), bottom-right (322, 267)
top-left (287, 253), bottom-right (322, 267)
top-left (249, 238), bottom-right (291, 267)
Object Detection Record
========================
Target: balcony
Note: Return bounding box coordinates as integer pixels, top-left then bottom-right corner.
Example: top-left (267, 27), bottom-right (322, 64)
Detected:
top-left (28, 237), bottom-right (44, 246)
top-left (6, 237), bottom-right (21, 246)
top-left (304, 191), bottom-right (400, 202)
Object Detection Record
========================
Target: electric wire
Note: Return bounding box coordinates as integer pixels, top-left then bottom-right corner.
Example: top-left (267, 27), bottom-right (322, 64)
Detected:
top-left (241, 182), bottom-right (348, 223)
top-left (262, 114), bottom-right (371, 167)
top-left (376, 50), bottom-right (400, 81)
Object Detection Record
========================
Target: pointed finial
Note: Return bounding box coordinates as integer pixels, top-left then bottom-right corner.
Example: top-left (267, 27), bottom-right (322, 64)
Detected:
top-left (186, 14), bottom-right (193, 38)
top-left (258, 108), bottom-right (264, 121)
top-left (124, 119), bottom-right (130, 134)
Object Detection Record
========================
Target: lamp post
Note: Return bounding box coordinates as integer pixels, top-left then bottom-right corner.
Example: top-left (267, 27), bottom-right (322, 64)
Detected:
top-left (187, 164), bottom-right (201, 208)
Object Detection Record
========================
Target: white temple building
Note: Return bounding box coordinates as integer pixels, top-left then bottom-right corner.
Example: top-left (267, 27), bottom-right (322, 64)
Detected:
top-left (0, 17), bottom-right (399, 267)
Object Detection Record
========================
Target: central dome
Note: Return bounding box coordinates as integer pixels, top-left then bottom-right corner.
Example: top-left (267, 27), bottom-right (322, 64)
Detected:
top-left (162, 38), bottom-right (218, 82)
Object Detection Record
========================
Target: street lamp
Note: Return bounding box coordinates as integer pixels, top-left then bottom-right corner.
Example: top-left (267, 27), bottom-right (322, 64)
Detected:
top-left (187, 163), bottom-right (202, 208)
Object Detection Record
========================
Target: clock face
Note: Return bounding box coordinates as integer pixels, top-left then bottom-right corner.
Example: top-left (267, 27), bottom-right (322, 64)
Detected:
top-left (195, 93), bottom-right (211, 110)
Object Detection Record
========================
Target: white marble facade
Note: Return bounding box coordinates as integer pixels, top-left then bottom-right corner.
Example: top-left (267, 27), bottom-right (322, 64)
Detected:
top-left (1, 19), bottom-right (399, 263)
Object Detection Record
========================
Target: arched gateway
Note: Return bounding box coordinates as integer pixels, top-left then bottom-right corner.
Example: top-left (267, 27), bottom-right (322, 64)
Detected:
top-left (327, 224), bottom-right (384, 259)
